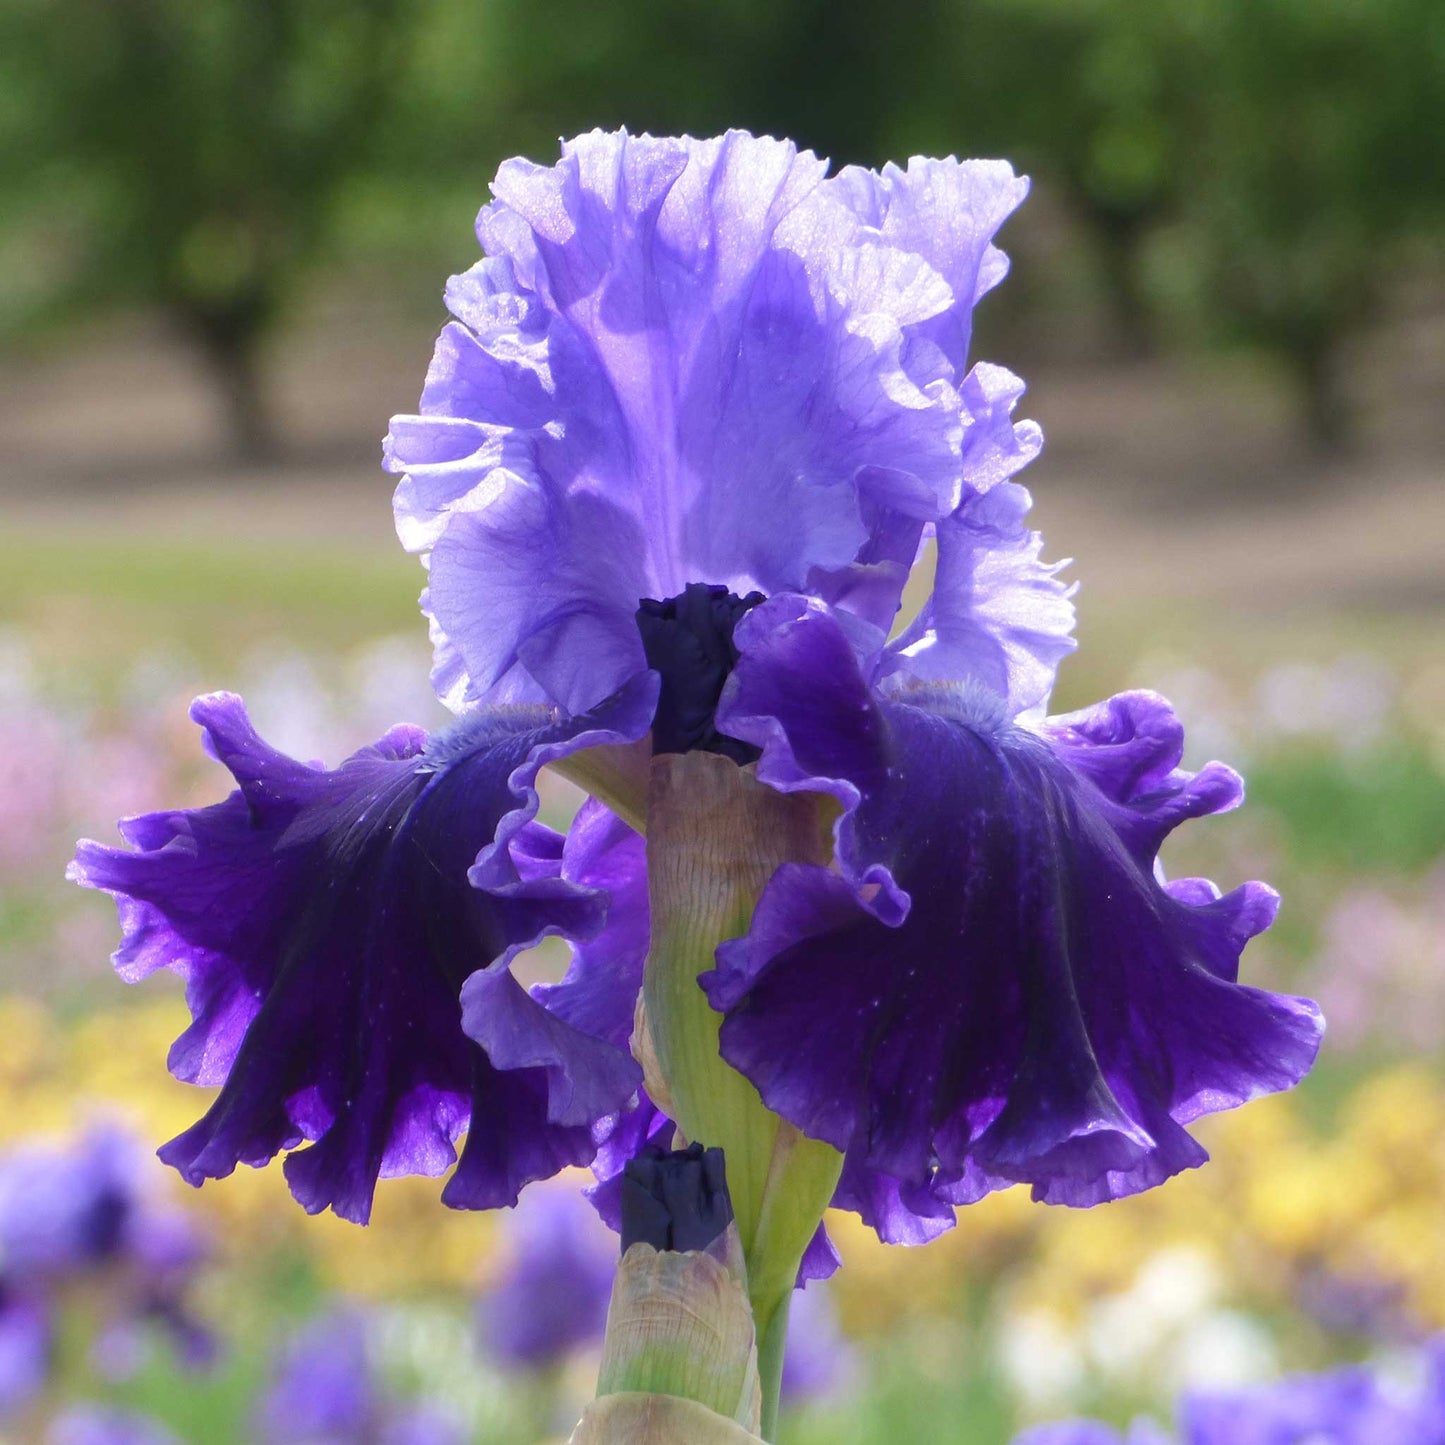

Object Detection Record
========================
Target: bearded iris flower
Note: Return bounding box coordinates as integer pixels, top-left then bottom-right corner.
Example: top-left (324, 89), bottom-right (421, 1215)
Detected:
top-left (71, 128), bottom-right (1321, 1433)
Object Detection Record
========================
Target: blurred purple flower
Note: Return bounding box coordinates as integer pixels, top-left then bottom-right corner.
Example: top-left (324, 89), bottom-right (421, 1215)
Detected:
top-left (1014, 1425), bottom-right (1170, 1445)
top-left (257, 1308), bottom-right (376, 1440)
top-left (0, 1125), bottom-right (212, 1404)
top-left (780, 1281), bottom-right (855, 1405)
top-left (1013, 1340), bottom-right (1445, 1445)
top-left (0, 1289), bottom-right (49, 1418)
top-left (46, 1406), bottom-right (182, 1445)
top-left (1180, 1363), bottom-right (1434, 1445)
top-left (478, 1178), bottom-right (616, 1369)
top-left (257, 1306), bottom-right (465, 1445)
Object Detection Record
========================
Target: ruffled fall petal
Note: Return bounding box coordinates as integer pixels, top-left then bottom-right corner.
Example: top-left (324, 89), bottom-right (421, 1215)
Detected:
top-left (532, 799), bottom-right (650, 1052)
top-left (70, 678), bottom-right (655, 1223)
top-left (708, 599), bottom-right (1322, 1232)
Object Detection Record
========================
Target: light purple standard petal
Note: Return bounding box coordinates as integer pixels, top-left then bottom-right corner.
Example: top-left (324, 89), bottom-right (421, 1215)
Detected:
top-left (829, 155), bottom-right (1031, 379)
top-left (387, 130), bottom-right (1032, 712)
top-left (707, 601), bottom-right (1322, 1236)
top-left (70, 678), bottom-right (655, 1223)
top-left (887, 476), bottom-right (1074, 724)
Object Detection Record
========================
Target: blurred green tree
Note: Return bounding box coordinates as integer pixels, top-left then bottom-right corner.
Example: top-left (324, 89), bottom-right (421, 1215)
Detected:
top-left (3, 0), bottom-right (1442, 458)
top-left (925, 0), bottom-right (1187, 358)
top-left (1166, 0), bottom-right (1445, 450)
top-left (1, 0), bottom-right (436, 460)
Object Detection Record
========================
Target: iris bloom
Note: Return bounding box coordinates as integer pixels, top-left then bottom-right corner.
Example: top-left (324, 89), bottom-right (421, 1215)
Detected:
top-left (71, 132), bottom-right (1320, 1302)
top-left (0, 1127), bottom-right (212, 1420)
top-left (1014, 1338), bottom-right (1445, 1444)
top-left (257, 1306), bottom-right (465, 1445)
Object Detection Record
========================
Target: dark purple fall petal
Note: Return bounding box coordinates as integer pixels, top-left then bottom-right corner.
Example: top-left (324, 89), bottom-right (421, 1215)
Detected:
top-left (708, 599), bottom-right (1323, 1235)
top-left (69, 678), bottom-right (655, 1223)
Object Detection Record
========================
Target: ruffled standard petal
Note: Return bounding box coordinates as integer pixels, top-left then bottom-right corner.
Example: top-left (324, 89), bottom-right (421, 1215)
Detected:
top-left (708, 601), bottom-right (1322, 1234)
top-left (387, 129), bottom-right (1009, 713)
top-left (69, 678), bottom-right (656, 1223)
top-left (829, 156), bottom-right (1031, 384)
top-left (887, 473), bottom-right (1074, 724)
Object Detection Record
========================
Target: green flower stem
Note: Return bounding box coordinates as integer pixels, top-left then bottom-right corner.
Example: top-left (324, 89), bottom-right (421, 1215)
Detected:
top-left (644, 752), bottom-right (844, 1438)
top-left (752, 1285), bottom-right (792, 1443)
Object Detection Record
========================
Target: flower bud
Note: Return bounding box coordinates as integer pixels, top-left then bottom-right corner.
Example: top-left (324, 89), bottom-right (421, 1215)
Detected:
top-left (620, 1143), bottom-right (733, 1256)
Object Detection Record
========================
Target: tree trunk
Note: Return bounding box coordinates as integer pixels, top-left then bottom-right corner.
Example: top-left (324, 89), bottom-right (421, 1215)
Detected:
top-left (181, 298), bottom-right (280, 466)
top-left (1091, 206), bottom-right (1158, 361)
top-left (1294, 338), bottom-right (1354, 457)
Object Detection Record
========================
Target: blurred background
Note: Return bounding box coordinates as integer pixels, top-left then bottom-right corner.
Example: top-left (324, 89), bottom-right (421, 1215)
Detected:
top-left (1, 0), bottom-right (1443, 1440)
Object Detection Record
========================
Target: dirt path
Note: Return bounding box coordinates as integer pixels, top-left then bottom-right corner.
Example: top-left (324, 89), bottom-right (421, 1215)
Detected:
top-left (2, 314), bottom-right (1441, 616)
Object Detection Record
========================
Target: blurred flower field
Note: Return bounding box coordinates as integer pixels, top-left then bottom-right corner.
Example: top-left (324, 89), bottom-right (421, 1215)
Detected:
top-left (1, 532), bottom-right (1441, 1444)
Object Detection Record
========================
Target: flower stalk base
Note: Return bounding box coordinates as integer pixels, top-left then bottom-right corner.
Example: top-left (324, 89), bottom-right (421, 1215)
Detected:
top-left (643, 752), bottom-right (844, 1434)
